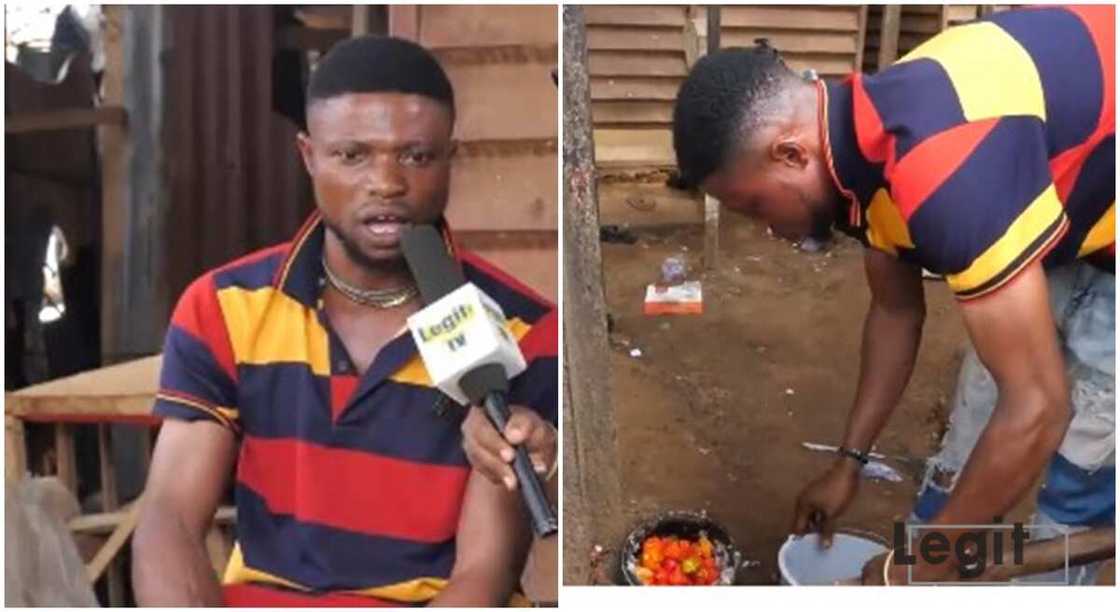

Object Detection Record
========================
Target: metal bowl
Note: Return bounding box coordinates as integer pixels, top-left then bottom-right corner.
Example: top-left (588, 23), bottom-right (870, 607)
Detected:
top-left (620, 510), bottom-right (742, 585)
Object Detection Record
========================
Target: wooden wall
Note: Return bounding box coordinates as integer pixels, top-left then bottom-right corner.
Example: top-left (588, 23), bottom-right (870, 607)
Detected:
top-left (586, 5), bottom-right (867, 169)
top-left (391, 5), bottom-right (558, 301)
top-left (719, 4), bottom-right (866, 78)
top-left (863, 5), bottom-right (1011, 73)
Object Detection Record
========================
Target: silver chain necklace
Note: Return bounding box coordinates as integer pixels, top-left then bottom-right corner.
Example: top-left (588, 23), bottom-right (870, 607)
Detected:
top-left (321, 255), bottom-right (418, 309)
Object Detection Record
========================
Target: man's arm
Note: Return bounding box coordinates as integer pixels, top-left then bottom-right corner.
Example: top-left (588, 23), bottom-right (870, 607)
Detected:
top-left (429, 471), bottom-right (532, 607)
top-left (132, 420), bottom-right (237, 606)
top-left (840, 249), bottom-right (927, 457)
top-left (793, 248), bottom-right (925, 540)
top-left (923, 263), bottom-right (1070, 563)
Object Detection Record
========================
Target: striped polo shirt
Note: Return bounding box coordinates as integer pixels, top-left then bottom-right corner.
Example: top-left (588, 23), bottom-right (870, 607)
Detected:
top-left (823, 4), bottom-right (1114, 300)
top-left (152, 212), bottom-right (558, 604)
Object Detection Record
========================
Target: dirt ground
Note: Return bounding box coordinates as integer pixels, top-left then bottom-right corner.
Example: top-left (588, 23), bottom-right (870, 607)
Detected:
top-left (576, 191), bottom-right (979, 584)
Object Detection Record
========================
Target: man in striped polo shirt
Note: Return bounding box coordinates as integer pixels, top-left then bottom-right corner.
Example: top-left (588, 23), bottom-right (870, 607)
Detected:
top-left (132, 36), bottom-right (557, 605)
top-left (672, 6), bottom-right (1113, 584)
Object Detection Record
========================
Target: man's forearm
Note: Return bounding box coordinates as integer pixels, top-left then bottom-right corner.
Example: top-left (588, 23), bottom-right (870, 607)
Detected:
top-left (428, 566), bottom-right (516, 607)
top-left (132, 506), bottom-right (223, 606)
top-left (840, 300), bottom-right (924, 454)
top-left (932, 386), bottom-right (1069, 527)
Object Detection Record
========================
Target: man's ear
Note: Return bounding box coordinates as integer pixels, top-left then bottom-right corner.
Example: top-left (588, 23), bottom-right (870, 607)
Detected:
top-left (296, 131), bottom-right (315, 176)
top-left (771, 137), bottom-right (810, 170)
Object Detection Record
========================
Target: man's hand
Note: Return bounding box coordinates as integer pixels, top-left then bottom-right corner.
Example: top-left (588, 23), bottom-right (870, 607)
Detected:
top-left (860, 550), bottom-right (956, 585)
top-left (791, 459), bottom-right (861, 547)
top-left (461, 405), bottom-right (557, 491)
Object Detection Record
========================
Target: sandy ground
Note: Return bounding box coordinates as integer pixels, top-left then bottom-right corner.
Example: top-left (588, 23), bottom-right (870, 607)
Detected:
top-left (571, 195), bottom-right (981, 584)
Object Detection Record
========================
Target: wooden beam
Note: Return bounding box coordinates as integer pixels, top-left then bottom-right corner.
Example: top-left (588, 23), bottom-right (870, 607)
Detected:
top-left (704, 8), bottom-right (721, 271)
top-left (561, 6), bottom-right (624, 585)
top-left (351, 4), bottom-right (370, 36)
top-left (704, 195), bottom-right (720, 270)
top-left (939, 5), bottom-right (952, 31)
top-left (70, 505), bottom-right (235, 536)
top-left (54, 424), bottom-right (78, 493)
top-left (5, 107), bottom-right (126, 135)
top-left (6, 415), bottom-right (28, 481)
top-left (98, 425), bottom-right (125, 605)
top-left (877, 5), bottom-right (902, 68)
top-left (388, 5), bottom-right (420, 40)
top-left (856, 5), bottom-right (869, 70)
top-left (99, 5), bottom-right (128, 366)
top-left (85, 497), bottom-right (144, 583)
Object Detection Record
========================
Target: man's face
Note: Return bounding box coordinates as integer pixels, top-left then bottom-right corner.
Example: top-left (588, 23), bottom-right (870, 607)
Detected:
top-left (297, 92), bottom-right (454, 267)
top-left (701, 142), bottom-right (835, 242)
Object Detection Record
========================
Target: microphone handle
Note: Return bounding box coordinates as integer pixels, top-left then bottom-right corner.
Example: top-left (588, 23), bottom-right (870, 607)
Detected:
top-left (480, 391), bottom-right (559, 538)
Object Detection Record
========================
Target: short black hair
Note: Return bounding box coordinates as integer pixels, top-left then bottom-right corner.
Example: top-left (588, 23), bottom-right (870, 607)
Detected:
top-left (672, 44), bottom-right (796, 189)
top-left (307, 35), bottom-right (454, 119)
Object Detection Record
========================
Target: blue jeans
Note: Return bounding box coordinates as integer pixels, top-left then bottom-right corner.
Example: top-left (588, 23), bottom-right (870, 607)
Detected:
top-left (911, 261), bottom-right (1115, 584)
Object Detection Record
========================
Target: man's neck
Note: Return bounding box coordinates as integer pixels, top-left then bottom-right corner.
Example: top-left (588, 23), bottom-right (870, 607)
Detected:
top-left (323, 232), bottom-right (414, 292)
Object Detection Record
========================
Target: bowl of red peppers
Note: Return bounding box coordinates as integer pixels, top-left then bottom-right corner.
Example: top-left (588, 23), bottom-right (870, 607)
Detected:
top-left (621, 510), bottom-right (741, 586)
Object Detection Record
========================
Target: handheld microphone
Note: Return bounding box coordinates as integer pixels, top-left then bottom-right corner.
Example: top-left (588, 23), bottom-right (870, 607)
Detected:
top-left (401, 224), bottom-right (558, 538)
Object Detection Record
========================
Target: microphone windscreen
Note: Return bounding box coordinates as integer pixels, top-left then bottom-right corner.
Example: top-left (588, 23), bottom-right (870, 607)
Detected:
top-left (401, 224), bottom-right (465, 304)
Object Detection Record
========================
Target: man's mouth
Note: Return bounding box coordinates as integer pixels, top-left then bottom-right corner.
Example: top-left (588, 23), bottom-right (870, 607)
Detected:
top-left (360, 213), bottom-right (409, 240)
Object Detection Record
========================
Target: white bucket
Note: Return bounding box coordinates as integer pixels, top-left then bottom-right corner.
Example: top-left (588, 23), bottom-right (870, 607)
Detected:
top-left (778, 533), bottom-right (888, 585)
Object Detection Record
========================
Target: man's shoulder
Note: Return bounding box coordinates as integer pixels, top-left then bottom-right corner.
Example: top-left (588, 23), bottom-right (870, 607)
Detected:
top-left (460, 250), bottom-right (554, 324)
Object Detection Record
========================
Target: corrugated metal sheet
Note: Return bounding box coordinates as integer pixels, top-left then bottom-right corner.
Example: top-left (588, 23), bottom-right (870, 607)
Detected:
top-left (162, 5), bottom-right (313, 306)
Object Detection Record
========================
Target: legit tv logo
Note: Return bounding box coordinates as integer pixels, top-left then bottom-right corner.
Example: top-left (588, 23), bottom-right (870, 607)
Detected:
top-left (892, 520), bottom-right (1071, 585)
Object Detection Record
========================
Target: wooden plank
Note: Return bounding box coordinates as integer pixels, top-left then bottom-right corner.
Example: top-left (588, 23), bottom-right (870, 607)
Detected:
top-left (86, 497), bottom-right (144, 583)
top-left (583, 5), bottom-right (687, 27)
top-left (593, 128), bottom-right (674, 165)
top-left (98, 424), bottom-right (125, 606)
top-left (590, 77), bottom-right (680, 101)
top-left (5, 106), bottom-right (126, 134)
top-left (467, 246), bottom-right (557, 302)
top-left (721, 6), bottom-right (860, 31)
top-left (589, 50), bottom-right (688, 77)
top-left (720, 29), bottom-right (859, 54)
top-left (5, 355), bottom-right (162, 419)
top-left (901, 12), bottom-right (942, 35)
top-left (877, 5), bottom-right (903, 68)
top-left (387, 4), bottom-right (420, 39)
top-left (55, 424), bottom-right (78, 493)
top-left (856, 5), bottom-right (868, 70)
top-left (591, 100), bottom-right (673, 125)
top-left (70, 505), bottom-right (235, 536)
top-left (99, 5), bottom-right (128, 366)
top-left (419, 5), bottom-right (557, 47)
top-left (704, 195), bottom-right (720, 270)
top-left (947, 4), bottom-right (980, 25)
top-left (6, 415), bottom-right (28, 481)
top-left (351, 5), bottom-right (370, 36)
top-left (447, 154), bottom-right (558, 231)
top-left (782, 54), bottom-right (857, 77)
top-left (587, 25), bottom-right (685, 51)
top-left (446, 62), bottom-right (557, 142)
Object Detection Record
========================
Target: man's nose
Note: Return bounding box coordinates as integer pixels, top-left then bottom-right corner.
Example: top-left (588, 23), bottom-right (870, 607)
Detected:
top-left (365, 153), bottom-right (406, 198)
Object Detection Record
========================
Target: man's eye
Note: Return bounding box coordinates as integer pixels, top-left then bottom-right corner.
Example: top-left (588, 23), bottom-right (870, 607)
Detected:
top-left (333, 149), bottom-right (364, 164)
top-left (400, 150), bottom-right (435, 167)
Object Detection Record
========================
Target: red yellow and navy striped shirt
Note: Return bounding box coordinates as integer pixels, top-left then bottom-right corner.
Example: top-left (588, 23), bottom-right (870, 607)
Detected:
top-left (152, 212), bottom-right (557, 604)
top-left (824, 4), bottom-right (1114, 300)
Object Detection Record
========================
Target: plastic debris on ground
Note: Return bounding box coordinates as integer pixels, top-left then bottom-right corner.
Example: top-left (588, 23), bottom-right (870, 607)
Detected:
top-left (629, 348), bottom-right (643, 358)
top-left (861, 461), bottom-right (904, 482)
top-left (644, 281), bottom-right (703, 315)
